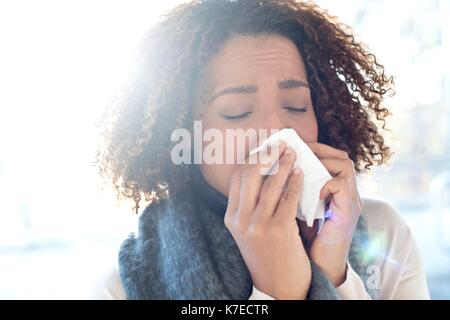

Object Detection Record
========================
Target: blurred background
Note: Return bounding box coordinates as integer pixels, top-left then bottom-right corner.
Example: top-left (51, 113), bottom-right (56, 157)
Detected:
top-left (0, 0), bottom-right (449, 299)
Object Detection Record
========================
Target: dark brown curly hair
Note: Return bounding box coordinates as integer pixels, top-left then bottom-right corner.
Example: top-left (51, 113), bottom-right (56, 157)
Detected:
top-left (96, 0), bottom-right (394, 213)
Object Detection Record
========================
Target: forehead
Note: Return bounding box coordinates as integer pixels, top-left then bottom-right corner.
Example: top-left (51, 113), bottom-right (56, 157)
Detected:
top-left (203, 34), bottom-right (308, 90)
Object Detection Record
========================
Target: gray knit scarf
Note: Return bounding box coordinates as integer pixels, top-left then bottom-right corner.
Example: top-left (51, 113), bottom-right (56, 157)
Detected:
top-left (118, 167), bottom-right (376, 299)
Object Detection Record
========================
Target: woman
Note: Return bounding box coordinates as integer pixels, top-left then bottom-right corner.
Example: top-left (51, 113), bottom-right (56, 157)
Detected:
top-left (94, 0), bottom-right (429, 299)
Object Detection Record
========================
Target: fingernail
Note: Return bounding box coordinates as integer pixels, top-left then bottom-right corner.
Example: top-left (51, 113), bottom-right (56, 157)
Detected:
top-left (284, 147), bottom-right (293, 155)
top-left (292, 168), bottom-right (301, 174)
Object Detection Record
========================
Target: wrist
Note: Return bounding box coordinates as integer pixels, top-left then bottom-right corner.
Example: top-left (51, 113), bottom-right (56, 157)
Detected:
top-left (328, 262), bottom-right (348, 287)
top-left (272, 286), bottom-right (309, 300)
top-left (269, 274), bottom-right (312, 300)
top-left (311, 258), bottom-right (348, 287)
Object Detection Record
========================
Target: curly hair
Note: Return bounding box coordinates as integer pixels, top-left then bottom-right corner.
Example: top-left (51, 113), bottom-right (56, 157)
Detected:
top-left (96, 0), bottom-right (394, 213)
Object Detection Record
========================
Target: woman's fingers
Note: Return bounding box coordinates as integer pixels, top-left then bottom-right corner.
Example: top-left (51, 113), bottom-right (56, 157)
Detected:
top-left (319, 157), bottom-right (356, 194)
top-left (319, 158), bottom-right (355, 177)
top-left (319, 177), bottom-right (353, 214)
top-left (318, 158), bottom-right (362, 210)
top-left (274, 167), bottom-right (303, 223)
top-left (254, 147), bottom-right (297, 222)
top-left (231, 141), bottom-right (287, 225)
top-left (317, 176), bottom-right (360, 244)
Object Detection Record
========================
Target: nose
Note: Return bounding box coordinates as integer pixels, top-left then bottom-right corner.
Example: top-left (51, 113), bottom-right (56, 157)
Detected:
top-left (257, 108), bottom-right (286, 135)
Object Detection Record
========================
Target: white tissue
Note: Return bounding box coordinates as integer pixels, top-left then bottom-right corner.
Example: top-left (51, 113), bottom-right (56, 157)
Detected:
top-left (249, 128), bottom-right (332, 229)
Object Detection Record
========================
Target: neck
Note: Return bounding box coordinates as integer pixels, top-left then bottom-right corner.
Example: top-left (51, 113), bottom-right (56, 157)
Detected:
top-left (189, 165), bottom-right (229, 216)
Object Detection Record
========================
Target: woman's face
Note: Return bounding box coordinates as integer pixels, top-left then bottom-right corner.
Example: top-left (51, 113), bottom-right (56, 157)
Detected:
top-left (196, 34), bottom-right (318, 196)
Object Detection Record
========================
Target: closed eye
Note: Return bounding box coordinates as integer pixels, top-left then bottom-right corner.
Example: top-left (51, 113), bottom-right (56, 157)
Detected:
top-left (284, 106), bottom-right (308, 113)
top-left (221, 111), bottom-right (252, 120)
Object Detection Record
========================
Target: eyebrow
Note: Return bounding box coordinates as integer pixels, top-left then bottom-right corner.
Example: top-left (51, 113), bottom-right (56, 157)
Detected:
top-left (208, 79), bottom-right (309, 104)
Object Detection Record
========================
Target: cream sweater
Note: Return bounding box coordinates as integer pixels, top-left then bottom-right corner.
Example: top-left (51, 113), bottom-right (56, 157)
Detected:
top-left (92, 197), bottom-right (430, 300)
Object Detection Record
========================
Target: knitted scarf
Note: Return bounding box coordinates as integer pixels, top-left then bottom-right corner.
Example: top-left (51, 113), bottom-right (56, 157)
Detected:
top-left (118, 167), bottom-right (375, 299)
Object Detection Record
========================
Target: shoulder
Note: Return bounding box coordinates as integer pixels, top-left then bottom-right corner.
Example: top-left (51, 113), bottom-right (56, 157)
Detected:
top-left (360, 196), bottom-right (412, 240)
top-left (358, 196), bottom-right (430, 299)
top-left (90, 267), bottom-right (127, 300)
top-left (359, 196), bottom-right (415, 260)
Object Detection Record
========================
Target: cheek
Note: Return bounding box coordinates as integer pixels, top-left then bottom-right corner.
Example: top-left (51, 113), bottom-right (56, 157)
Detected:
top-left (198, 123), bottom-right (257, 197)
top-left (291, 110), bottom-right (319, 143)
top-left (199, 119), bottom-right (246, 197)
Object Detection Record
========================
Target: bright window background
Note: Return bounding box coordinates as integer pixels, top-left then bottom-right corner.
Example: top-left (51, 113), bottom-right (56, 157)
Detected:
top-left (0, 0), bottom-right (449, 299)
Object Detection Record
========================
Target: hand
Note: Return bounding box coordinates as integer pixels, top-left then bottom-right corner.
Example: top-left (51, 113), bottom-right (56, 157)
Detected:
top-left (224, 142), bottom-right (311, 300)
top-left (304, 143), bottom-right (362, 287)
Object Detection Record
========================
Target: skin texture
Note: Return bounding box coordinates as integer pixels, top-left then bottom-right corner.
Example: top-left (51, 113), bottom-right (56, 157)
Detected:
top-left (196, 35), bottom-right (362, 299)
top-left (197, 35), bottom-right (318, 196)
